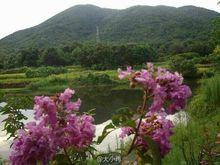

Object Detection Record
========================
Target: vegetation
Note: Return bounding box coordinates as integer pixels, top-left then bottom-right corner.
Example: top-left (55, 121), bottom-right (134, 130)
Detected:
top-left (0, 5), bottom-right (219, 59)
top-left (25, 67), bottom-right (67, 78)
top-left (75, 73), bottom-right (116, 85)
top-left (164, 76), bottom-right (220, 164)
top-left (1, 43), bottom-right (157, 70)
top-left (170, 52), bottom-right (198, 78)
top-left (0, 3), bottom-right (220, 165)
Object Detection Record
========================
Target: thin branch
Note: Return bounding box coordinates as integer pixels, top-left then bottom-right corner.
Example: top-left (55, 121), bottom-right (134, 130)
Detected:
top-left (127, 91), bottom-right (148, 155)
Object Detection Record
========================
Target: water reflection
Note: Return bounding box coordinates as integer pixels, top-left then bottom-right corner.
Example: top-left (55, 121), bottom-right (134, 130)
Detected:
top-left (75, 86), bottom-right (143, 124)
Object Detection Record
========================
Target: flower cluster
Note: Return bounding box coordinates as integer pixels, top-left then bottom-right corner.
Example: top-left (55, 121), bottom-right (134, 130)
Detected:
top-left (118, 63), bottom-right (191, 156)
top-left (120, 112), bottom-right (174, 156)
top-left (118, 63), bottom-right (191, 114)
top-left (10, 88), bottom-right (96, 165)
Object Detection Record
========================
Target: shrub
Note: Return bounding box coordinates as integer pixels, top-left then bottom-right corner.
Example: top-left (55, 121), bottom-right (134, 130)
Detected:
top-left (25, 67), bottom-right (67, 78)
top-left (170, 56), bottom-right (198, 78)
top-left (75, 73), bottom-right (115, 85)
top-left (202, 70), bottom-right (215, 78)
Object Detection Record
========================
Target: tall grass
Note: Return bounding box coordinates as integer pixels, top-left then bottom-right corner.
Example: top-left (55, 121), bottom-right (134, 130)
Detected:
top-left (203, 75), bottom-right (220, 107)
top-left (163, 75), bottom-right (220, 165)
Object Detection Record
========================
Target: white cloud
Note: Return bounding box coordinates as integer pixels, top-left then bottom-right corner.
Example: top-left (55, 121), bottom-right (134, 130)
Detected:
top-left (0, 0), bottom-right (219, 39)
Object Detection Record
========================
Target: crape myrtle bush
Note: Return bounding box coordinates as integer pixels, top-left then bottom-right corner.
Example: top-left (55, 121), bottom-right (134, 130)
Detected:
top-left (3, 63), bottom-right (192, 164)
top-left (25, 66), bottom-right (67, 78)
top-left (9, 89), bottom-right (96, 165)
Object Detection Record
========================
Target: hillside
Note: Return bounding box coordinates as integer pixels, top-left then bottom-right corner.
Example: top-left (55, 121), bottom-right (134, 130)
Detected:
top-left (0, 5), bottom-right (219, 57)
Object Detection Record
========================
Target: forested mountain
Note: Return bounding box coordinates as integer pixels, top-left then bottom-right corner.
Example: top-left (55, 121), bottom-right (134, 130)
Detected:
top-left (0, 5), bottom-right (219, 57)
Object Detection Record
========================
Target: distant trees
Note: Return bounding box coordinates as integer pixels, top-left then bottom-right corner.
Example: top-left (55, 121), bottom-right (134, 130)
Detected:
top-left (156, 40), bottom-right (215, 56)
top-left (10, 43), bottom-right (157, 70)
top-left (1, 39), bottom-right (217, 70)
top-left (170, 52), bottom-right (198, 78)
top-left (72, 43), bottom-right (157, 70)
top-left (17, 48), bottom-right (40, 67)
top-left (213, 18), bottom-right (220, 44)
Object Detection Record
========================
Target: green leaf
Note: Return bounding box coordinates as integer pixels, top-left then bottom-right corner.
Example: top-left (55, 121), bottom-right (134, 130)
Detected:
top-left (137, 149), bottom-right (153, 164)
top-left (144, 136), bottom-right (162, 165)
top-left (54, 154), bottom-right (70, 165)
top-left (96, 123), bottom-right (115, 144)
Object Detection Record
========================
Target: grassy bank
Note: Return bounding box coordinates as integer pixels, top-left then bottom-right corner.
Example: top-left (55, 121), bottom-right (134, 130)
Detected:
top-left (163, 76), bottom-right (220, 164)
top-left (0, 66), bottom-right (127, 95)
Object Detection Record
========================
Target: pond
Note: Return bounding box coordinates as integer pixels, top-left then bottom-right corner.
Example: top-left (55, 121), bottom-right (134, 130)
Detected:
top-left (73, 78), bottom-right (198, 124)
top-left (76, 86), bottom-right (143, 124)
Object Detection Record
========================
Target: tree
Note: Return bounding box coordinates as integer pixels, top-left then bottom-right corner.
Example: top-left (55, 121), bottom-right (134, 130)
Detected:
top-left (17, 48), bottom-right (40, 67)
top-left (40, 48), bottom-right (67, 66)
top-left (170, 54), bottom-right (198, 78)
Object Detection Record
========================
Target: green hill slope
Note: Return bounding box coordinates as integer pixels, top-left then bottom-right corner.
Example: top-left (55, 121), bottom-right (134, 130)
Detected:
top-left (0, 5), bottom-right (219, 57)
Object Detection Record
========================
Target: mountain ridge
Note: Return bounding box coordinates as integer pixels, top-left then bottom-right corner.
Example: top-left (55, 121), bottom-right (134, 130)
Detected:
top-left (0, 4), bottom-right (219, 57)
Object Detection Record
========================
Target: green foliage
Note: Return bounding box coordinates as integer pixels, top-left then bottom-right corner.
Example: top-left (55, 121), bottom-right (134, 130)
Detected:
top-left (111, 107), bottom-right (136, 127)
top-left (0, 67), bottom-right (29, 74)
top-left (96, 123), bottom-right (116, 145)
top-left (189, 76), bottom-right (220, 118)
top-left (209, 45), bottom-right (220, 72)
top-left (0, 5), bottom-right (218, 60)
top-left (164, 76), bottom-right (220, 164)
top-left (25, 66), bottom-right (67, 78)
top-left (17, 48), bottom-right (40, 67)
top-left (202, 76), bottom-right (220, 108)
top-left (0, 96), bottom-right (32, 139)
top-left (72, 43), bottom-right (157, 70)
top-left (170, 53), bottom-right (198, 78)
top-left (39, 48), bottom-right (69, 66)
top-left (212, 18), bottom-right (220, 44)
top-left (28, 76), bottom-right (68, 90)
top-left (75, 73), bottom-right (115, 85)
top-left (142, 136), bottom-right (161, 165)
top-left (0, 157), bottom-right (8, 165)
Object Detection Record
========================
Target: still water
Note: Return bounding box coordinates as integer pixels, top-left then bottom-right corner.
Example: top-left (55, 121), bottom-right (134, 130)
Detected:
top-left (76, 86), bottom-right (143, 124)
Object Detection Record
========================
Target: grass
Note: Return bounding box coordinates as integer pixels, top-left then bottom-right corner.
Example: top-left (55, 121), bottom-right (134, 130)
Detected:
top-left (163, 75), bottom-right (220, 165)
top-left (0, 73), bottom-right (26, 79)
top-left (0, 66), bottom-right (125, 96)
top-left (0, 62), bottom-right (211, 95)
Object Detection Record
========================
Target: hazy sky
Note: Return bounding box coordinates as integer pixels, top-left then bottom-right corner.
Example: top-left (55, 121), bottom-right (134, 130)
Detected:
top-left (0, 0), bottom-right (219, 39)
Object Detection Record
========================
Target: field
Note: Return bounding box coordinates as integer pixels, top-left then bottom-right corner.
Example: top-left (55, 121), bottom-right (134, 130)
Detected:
top-left (0, 66), bottom-right (125, 96)
top-left (0, 61), bottom-right (212, 95)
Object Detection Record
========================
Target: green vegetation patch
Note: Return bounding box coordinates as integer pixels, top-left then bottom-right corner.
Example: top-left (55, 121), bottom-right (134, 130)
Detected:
top-left (25, 67), bottom-right (67, 78)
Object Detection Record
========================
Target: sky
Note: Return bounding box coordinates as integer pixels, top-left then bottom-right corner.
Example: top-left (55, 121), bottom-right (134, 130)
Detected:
top-left (0, 0), bottom-right (219, 39)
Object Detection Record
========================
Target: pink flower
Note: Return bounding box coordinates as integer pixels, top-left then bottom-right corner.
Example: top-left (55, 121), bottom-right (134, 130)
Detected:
top-left (66, 98), bottom-right (81, 111)
top-left (118, 63), bottom-right (192, 114)
top-left (33, 96), bottom-right (57, 126)
top-left (10, 88), bottom-right (96, 164)
top-left (59, 88), bottom-right (75, 103)
top-left (120, 112), bottom-right (174, 157)
top-left (10, 123), bottom-right (56, 165)
top-left (118, 66), bottom-right (133, 79)
top-left (119, 127), bottom-right (134, 138)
